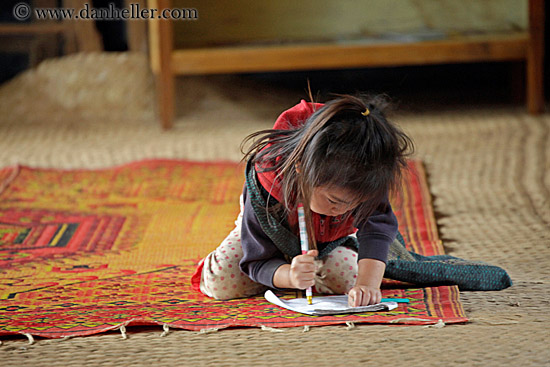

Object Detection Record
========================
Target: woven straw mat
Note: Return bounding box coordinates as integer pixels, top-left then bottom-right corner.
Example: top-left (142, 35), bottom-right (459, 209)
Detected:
top-left (0, 53), bottom-right (548, 367)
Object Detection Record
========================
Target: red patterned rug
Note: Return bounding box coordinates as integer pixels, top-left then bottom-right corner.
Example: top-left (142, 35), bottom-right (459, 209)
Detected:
top-left (0, 159), bottom-right (467, 338)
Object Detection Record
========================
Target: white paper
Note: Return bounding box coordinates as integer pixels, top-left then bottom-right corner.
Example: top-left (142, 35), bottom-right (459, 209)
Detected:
top-left (264, 290), bottom-right (398, 316)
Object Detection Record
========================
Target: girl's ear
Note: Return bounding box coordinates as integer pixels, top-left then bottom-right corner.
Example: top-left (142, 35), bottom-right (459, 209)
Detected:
top-left (295, 162), bottom-right (301, 173)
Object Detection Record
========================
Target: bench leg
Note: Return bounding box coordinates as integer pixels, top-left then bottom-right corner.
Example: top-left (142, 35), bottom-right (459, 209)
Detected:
top-left (527, 0), bottom-right (545, 114)
top-left (149, 0), bottom-right (174, 129)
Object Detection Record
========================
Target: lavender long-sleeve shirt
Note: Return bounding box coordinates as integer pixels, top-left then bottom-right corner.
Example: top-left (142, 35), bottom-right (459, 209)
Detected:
top-left (239, 185), bottom-right (398, 289)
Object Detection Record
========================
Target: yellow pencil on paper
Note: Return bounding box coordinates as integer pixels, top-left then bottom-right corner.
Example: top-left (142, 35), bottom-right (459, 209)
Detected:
top-left (297, 204), bottom-right (313, 305)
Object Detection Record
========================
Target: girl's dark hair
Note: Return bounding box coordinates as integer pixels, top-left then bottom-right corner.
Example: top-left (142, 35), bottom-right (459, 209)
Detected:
top-left (241, 94), bottom-right (414, 247)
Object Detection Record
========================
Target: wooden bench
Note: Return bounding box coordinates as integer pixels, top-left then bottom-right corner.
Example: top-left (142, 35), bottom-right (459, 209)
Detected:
top-left (148, 0), bottom-right (545, 129)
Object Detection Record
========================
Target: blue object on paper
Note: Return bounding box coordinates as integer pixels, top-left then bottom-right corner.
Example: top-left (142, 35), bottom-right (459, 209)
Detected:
top-left (381, 298), bottom-right (410, 303)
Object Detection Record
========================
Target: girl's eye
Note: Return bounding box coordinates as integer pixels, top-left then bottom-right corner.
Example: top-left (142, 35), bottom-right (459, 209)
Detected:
top-left (327, 198), bottom-right (339, 205)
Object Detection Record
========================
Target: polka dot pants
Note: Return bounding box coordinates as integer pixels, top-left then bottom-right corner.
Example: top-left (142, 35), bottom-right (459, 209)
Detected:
top-left (199, 195), bottom-right (267, 300)
top-left (313, 246), bottom-right (358, 295)
top-left (200, 196), bottom-right (360, 300)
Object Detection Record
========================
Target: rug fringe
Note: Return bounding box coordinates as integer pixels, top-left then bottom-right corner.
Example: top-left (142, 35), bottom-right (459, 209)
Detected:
top-left (23, 333), bottom-right (35, 345)
top-left (260, 325), bottom-right (283, 333)
top-left (302, 326), bottom-right (310, 332)
top-left (423, 319), bottom-right (445, 328)
top-left (119, 325), bottom-right (127, 339)
top-left (160, 324), bottom-right (170, 337)
top-left (345, 321), bottom-right (355, 330)
top-left (198, 327), bottom-right (220, 334)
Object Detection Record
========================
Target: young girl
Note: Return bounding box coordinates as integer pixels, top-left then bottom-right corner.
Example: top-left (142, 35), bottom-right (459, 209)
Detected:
top-left (191, 94), bottom-right (414, 307)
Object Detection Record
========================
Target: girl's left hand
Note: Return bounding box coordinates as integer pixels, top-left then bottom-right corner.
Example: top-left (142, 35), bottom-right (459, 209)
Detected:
top-left (347, 285), bottom-right (382, 307)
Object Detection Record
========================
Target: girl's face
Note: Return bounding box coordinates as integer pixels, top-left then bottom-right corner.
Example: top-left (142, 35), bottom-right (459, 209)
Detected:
top-left (309, 185), bottom-right (359, 217)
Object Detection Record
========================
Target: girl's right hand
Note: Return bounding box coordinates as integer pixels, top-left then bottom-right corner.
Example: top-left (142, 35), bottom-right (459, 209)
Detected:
top-left (289, 249), bottom-right (318, 289)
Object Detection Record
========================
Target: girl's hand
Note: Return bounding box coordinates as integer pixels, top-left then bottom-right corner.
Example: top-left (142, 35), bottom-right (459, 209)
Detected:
top-left (347, 285), bottom-right (382, 307)
top-left (289, 250), bottom-right (318, 290)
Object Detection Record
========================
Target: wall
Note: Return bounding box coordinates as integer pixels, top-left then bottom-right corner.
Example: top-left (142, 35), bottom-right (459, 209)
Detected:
top-left (173, 0), bottom-right (528, 49)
